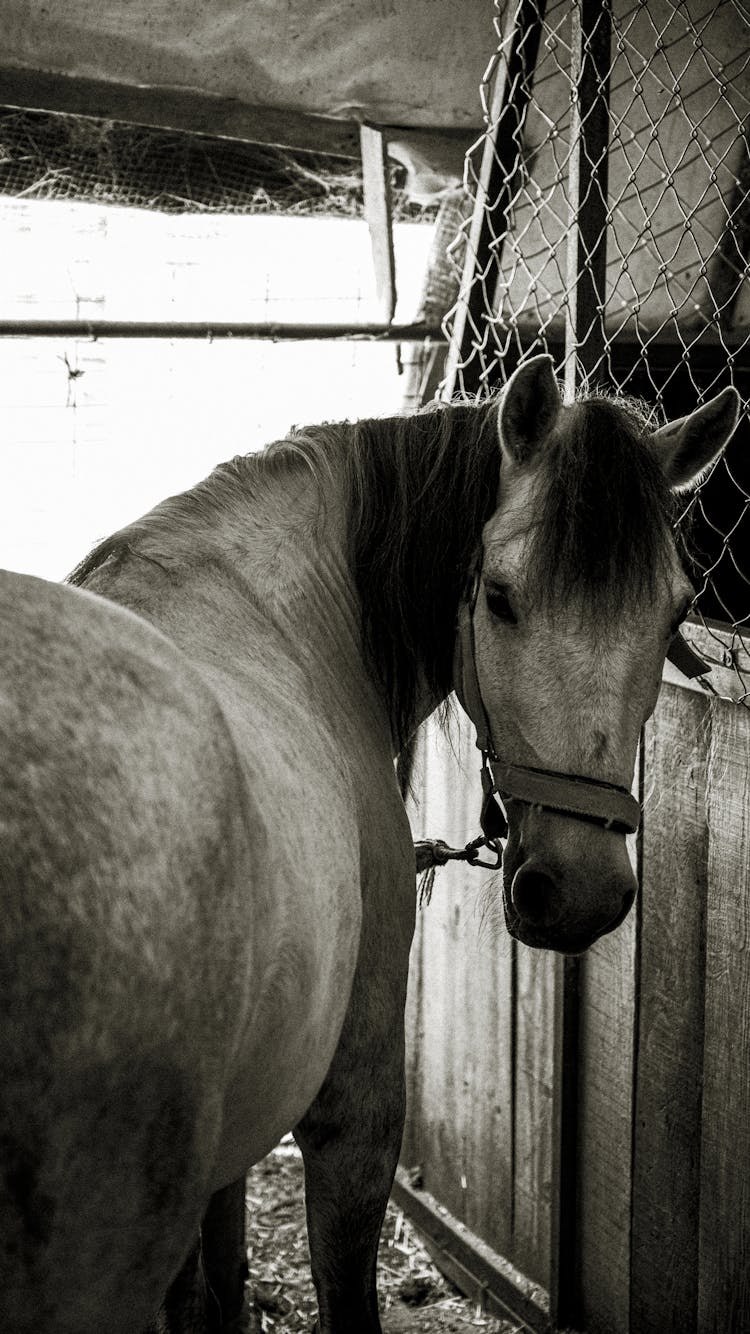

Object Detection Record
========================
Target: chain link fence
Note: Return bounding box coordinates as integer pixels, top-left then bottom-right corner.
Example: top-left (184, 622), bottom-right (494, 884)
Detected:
top-left (444, 0), bottom-right (750, 701)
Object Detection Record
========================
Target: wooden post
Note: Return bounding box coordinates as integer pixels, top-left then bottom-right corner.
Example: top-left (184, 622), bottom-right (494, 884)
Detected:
top-left (549, 955), bottom-right (581, 1327)
top-left (360, 124), bottom-right (397, 324)
top-left (0, 66), bottom-right (363, 158)
top-left (630, 689), bottom-right (710, 1331)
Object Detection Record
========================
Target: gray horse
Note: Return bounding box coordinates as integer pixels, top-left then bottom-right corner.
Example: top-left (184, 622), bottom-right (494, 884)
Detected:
top-left (0, 357), bottom-right (739, 1331)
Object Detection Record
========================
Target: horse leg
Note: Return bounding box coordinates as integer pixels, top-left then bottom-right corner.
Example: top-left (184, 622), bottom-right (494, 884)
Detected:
top-left (142, 1236), bottom-right (206, 1334)
top-left (294, 874), bottom-right (414, 1334)
top-left (143, 1181), bottom-right (247, 1334)
top-left (200, 1179), bottom-right (249, 1328)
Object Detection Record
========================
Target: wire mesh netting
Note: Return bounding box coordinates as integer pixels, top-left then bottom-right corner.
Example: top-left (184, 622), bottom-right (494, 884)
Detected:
top-left (445, 0), bottom-right (750, 701)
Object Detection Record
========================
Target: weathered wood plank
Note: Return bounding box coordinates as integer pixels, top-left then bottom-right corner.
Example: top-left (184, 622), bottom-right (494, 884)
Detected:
top-left (576, 892), bottom-right (637, 1334)
top-left (402, 714), bottom-right (515, 1259)
top-left (405, 723), bottom-right (561, 1300)
top-left (631, 684), bottom-right (712, 1330)
top-left (549, 954), bottom-right (580, 1327)
top-left (698, 698), bottom-right (750, 1332)
top-left (404, 685), bottom-right (749, 1332)
top-left (360, 125), bottom-right (396, 324)
top-left (391, 1169), bottom-right (551, 1331)
top-left (513, 942), bottom-right (554, 1293)
top-left (0, 65), bottom-right (480, 161)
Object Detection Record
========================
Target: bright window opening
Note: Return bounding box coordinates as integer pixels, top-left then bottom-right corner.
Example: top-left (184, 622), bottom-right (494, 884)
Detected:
top-left (0, 199), bottom-right (434, 579)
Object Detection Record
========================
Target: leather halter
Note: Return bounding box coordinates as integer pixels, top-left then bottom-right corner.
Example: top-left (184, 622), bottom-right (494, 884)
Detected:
top-left (454, 569), bottom-right (644, 847)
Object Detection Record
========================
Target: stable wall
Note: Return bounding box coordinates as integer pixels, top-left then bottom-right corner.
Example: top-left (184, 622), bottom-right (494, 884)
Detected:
top-left (403, 668), bottom-right (750, 1331)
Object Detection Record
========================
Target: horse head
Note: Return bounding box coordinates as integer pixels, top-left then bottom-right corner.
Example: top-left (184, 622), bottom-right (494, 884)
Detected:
top-left (456, 355), bottom-right (740, 953)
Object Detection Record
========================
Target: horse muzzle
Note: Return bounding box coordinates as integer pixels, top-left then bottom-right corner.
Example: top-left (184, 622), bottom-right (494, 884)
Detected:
top-left (501, 812), bottom-right (638, 953)
top-left (454, 581), bottom-right (641, 952)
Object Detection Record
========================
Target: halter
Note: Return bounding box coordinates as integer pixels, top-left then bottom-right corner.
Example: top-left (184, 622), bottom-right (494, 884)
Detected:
top-left (454, 567), bottom-right (644, 858)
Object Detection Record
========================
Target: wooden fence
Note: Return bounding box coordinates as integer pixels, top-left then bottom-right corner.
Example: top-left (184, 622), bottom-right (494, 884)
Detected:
top-left (399, 640), bottom-right (750, 1333)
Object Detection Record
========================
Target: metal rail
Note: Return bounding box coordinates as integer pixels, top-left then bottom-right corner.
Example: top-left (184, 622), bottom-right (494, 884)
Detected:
top-left (0, 320), bottom-right (446, 342)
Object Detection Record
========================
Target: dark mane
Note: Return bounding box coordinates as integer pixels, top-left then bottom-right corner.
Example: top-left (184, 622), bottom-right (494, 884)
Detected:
top-left (69, 387), bottom-right (678, 751)
top-left (283, 402), bottom-right (503, 748)
top-left (525, 393), bottom-right (678, 617)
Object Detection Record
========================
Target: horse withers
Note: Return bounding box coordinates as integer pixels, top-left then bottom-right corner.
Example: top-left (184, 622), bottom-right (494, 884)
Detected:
top-left (0, 357), bottom-right (739, 1331)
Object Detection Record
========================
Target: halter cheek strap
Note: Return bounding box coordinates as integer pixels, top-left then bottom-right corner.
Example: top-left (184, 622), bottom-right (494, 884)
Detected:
top-left (455, 585), bottom-right (642, 840)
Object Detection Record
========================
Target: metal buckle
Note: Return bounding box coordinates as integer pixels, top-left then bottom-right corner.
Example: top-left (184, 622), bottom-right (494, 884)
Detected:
top-left (479, 754), bottom-right (509, 843)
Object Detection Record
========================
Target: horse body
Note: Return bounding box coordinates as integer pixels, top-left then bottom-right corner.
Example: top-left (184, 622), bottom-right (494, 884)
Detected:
top-left (0, 489), bottom-right (413, 1330)
top-left (0, 357), bottom-right (740, 1331)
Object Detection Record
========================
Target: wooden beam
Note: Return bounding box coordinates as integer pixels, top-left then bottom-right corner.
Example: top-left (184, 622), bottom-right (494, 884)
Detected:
top-left (0, 65), bottom-right (482, 162)
top-left (0, 65), bottom-right (363, 158)
top-left (390, 1170), bottom-right (551, 1332)
top-left (631, 685), bottom-right (710, 1332)
top-left (360, 125), bottom-right (396, 323)
top-left (697, 703), bottom-right (750, 1330)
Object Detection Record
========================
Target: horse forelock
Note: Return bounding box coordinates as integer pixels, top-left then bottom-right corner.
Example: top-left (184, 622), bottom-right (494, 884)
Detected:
top-left (522, 393), bottom-right (680, 621)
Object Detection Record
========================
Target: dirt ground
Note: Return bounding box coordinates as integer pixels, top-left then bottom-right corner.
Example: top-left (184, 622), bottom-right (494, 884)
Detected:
top-left (243, 1137), bottom-right (518, 1334)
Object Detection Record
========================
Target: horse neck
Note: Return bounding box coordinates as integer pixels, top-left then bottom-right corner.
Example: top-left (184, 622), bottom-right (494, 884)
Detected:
top-left (249, 486), bottom-right (366, 693)
top-left (224, 444), bottom-right (455, 749)
top-left (232, 462), bottom-right (428, 752)
top-left (86, 458), bottom-right (397, 747)
top-left (78, 418), bottom-right (474, 753)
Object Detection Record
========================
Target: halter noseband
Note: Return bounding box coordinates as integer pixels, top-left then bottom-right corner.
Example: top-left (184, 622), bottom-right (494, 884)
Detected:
top-left (454, 568), bottom-right (642, 850)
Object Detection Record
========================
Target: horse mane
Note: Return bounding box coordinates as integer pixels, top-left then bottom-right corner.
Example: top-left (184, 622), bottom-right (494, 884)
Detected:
top-left (69, 387), bottom-right (678, 750)
top-left (283, 402), bottom-right (504, 748)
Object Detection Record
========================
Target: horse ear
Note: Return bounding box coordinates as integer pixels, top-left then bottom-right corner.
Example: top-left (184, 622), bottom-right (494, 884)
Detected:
top-left (651, 385), bottom-right (741, 491)
top-left (498, 354), bottom-right (562, 466)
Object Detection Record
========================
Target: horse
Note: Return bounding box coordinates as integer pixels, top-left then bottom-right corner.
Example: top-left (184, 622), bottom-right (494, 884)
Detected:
top-left (0, 355), bottom-right (739, 1332)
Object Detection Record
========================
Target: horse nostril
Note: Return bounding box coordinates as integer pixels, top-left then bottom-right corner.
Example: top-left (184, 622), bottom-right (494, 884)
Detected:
top-left (511, 861), bottom-right (561, 928)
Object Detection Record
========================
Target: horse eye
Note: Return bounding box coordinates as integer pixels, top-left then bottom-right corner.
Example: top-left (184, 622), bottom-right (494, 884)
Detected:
top-left (485, 584), bottom-right (517, 625)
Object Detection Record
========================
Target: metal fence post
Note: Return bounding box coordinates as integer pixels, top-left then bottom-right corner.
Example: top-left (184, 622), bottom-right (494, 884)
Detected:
top-left (564, 0), bottom-right (612, 394)
top-left (551, 4), bottom-right (612, 1328)
top-left (443, 0), bottom-right (548, 399)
